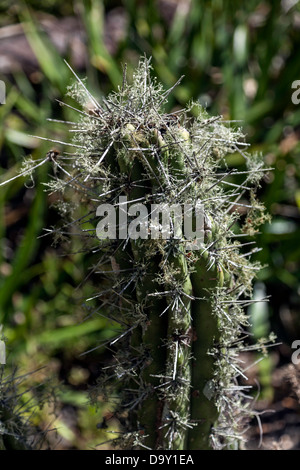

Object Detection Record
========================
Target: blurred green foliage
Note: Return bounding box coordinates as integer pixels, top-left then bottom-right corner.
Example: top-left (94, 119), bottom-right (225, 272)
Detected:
top-left (0, 0), bottom-right (299, 448)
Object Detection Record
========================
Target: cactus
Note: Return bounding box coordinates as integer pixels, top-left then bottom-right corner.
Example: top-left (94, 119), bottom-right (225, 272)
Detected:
top-left (2, 57), bottom-right (273, 450)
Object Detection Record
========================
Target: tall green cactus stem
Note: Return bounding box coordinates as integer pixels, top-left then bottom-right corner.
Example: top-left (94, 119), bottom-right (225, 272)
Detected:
top-left (115, 126), bottom-right (169, 448)
top-left (115, 123), bottom-right (194, 449)
top-left (28, 58), bottom-right (271, 449)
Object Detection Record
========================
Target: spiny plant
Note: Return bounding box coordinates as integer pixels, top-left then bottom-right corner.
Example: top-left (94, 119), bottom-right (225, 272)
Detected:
top-left (0, 367), bottom-right (31, 450)
top-left (1, 57), bottom-right (273, 450)
top-left (0, 365), bottom-right (49, 450)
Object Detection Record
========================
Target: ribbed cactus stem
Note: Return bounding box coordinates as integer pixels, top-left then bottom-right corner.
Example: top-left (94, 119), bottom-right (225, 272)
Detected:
top-left (115, 125), bottom-right (168, 448)
top-left (161, 252), bottom-right (193, 449)
top-left (117, 123), bottom-right (194, 449)
top-left (158, 129), bottom-right (194, 449)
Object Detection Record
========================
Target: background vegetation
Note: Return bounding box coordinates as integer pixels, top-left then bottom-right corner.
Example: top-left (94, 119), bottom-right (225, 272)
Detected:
top-left (0, 0), bottom-right (299, 449)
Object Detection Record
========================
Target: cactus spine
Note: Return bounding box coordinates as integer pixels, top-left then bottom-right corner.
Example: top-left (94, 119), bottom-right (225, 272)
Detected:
top-left (33, 58), bottom-right (270, 450)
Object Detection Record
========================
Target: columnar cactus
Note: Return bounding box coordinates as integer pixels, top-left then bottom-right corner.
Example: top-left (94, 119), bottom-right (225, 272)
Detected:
top-left (5, 58), bottom-right (272, 450)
